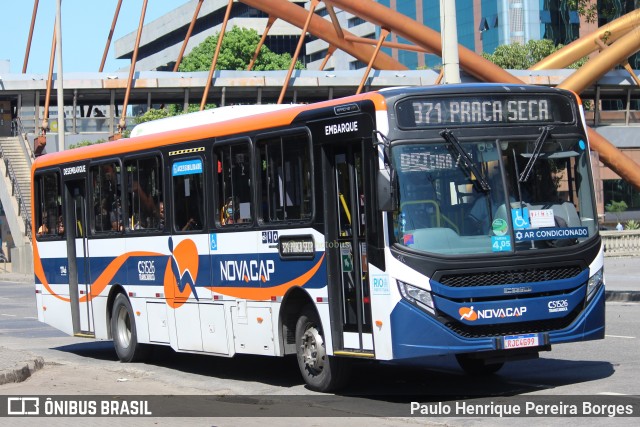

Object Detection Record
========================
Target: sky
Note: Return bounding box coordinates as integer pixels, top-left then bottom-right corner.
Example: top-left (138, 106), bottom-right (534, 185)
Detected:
top-left (0, 0), bottom-right (190, 74)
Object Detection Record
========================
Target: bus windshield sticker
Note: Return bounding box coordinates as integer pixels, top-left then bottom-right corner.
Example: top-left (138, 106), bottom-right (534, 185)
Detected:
top-left (529, 209), bottom-right (555, 228)
top-left (172, 159), bottom-right (203, 176)
top-left (514, 227), bottom-right (589, 242)
top-left (491, 236), bottom-right (511, 252)
top-left (511, 208), bottom-right (530, 229)
top-left (491, 218), bottom-right (508, 236)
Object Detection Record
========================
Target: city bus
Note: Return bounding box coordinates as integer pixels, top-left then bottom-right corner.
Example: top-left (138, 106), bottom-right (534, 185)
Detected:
top-left (32, 84), bottom-right (605, 392)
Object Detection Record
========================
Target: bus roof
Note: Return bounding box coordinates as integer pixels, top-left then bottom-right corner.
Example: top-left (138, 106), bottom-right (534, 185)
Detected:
top-left (32, 91), bottom-right (388, 170)
top-left (129, 104), bottom-right (300, 138)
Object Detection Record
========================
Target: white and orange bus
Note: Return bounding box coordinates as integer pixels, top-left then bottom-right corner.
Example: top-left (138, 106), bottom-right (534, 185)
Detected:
top-left (32, 84), bottom-right (605, 392)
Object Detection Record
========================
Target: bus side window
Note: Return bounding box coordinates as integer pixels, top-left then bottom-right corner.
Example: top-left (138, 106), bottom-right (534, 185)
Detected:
top-left (172, 157), bottom-right (204, 232)
top-left (90, 161), bottom-right (120, 233)
top-left (35, 172), bottom-right (62, 239)
top-left (125, 156), bottom-right (163, 231)
top-left (215, 142), bottom-right (253, 226)
top-left (257, 132), bottom-right (312, 223)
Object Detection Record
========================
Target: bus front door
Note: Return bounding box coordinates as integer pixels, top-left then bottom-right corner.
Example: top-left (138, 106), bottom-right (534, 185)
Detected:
top-left (324, 141), bottom-right (373, 355)
top-left (64, 179), bottom-right (94, 336)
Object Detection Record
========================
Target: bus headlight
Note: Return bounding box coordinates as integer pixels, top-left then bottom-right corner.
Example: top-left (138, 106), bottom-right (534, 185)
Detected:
top-left (397, 280), bottom-right (434, 314)
top-left (586, 268), bottom-right (604, 302)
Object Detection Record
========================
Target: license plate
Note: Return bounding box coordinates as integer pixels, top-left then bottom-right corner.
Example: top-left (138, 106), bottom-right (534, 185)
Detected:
top-left (503, 333), bottom-right (539, 349)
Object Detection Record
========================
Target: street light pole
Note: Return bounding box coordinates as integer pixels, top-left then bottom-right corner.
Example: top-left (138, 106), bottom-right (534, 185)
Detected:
top-left (55, 0), bottom-right (65, 150)
top-left (439, 0), bottom-right (461, 84)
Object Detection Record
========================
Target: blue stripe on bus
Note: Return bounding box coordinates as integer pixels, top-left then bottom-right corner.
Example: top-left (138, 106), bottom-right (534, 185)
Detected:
top-left (36, 251), bottom-right (327, 291)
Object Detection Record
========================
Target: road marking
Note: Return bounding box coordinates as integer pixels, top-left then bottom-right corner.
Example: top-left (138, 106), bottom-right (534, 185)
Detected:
top-left (598, 392), bottom-right (628, 395)
top-left (605, 334), bottom-right (635, 339)
top-left (1, 313), bottom-right (16, 317)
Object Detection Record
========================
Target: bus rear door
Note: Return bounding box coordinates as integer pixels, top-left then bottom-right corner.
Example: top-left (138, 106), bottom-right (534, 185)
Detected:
top-left (63, 177), bottom-right (94, 336)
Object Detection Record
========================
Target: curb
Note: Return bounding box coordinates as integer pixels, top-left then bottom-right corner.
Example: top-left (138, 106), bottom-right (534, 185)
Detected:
top-left (605, 291), bottom-right (640, 303)
top-left (0, 356), bottom-right (45, 385)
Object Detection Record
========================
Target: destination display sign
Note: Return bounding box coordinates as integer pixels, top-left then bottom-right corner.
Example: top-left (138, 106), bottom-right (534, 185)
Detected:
top-left (279, 235), bottom-right (315, 260)
top-left (396, 94), bottom-right (574, 128)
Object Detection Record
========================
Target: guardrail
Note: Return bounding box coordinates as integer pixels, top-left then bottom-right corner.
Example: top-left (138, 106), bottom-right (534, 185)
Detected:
top-left (0, 145), bottom-right (31, 241)
top-left (601, 230), bottom-right (640, 257)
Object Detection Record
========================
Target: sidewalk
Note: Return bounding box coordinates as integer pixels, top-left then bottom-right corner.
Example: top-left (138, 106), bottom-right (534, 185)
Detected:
top-left (0, 257), bottom-right (638, 385)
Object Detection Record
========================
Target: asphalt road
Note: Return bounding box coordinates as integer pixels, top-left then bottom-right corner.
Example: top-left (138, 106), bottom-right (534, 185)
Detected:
top-left (0, 278), bottom-right (638, 426)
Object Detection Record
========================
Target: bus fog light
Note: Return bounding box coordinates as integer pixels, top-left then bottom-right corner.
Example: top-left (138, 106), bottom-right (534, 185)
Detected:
top-left (397, 280), bottom-right (434, 313)
top-left (587, 268), bottom-right (603, 301)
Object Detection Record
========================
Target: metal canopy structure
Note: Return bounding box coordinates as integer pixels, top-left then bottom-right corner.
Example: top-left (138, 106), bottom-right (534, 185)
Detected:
top-left (20, 0), bottom-right (640, 189)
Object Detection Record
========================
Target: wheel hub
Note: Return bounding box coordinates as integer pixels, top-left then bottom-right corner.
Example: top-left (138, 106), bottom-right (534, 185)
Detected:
top-left (301, 325), bottom-right (326, 373)
top-left (116, 306), bottom-right (132, 349)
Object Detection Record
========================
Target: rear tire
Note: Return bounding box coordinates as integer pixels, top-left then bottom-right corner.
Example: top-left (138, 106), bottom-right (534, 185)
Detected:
top-left (111, 293), bottom-right (148, 362)
top-left (456, 354), bottom-right (504, 375)
top-left (295, 306), bottom-right (350, 392)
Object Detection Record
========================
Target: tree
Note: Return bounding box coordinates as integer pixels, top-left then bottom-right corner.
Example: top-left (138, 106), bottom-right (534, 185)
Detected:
top-left (569, 0), bottom-right (625, 23)
top-left (482, 39), bottom-right (588, 69)
top-left (178, 26), bottom-right (303, 72)
top-left (606, 200), bottom-right (628, 228)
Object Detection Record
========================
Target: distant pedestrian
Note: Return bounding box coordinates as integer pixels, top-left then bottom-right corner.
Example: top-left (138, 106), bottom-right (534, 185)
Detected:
top-left (616, 222), bottom-right (624, 232)
top-left (94, 108), bottom-right (105, 131)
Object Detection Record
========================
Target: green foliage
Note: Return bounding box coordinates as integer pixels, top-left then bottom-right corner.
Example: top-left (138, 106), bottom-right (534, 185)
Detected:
top-left (569, 0), bottom-right (620, 23)
top-left (624, 219), bottom-right (640, 230)
top-left (605, 200), bottom-right (628, 222)
top-left (178, 26), bottom-right (303, 72)
top-left (482, 39), bottom-right (588, 70)
top-left (134, 108), bottom-right (175, 125)
top-left (68, 139), bottom-right (106, 150)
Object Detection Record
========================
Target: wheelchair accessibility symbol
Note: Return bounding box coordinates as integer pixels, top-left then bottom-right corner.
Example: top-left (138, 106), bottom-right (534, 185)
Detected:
top-left (511, 208), bottom-right (530, 230)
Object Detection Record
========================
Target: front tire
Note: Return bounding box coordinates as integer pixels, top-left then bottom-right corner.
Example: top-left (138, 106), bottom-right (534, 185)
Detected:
top-left (295, 306), bottom-right (349, 392)
top-left (111, 293), bottom-right (148, 362)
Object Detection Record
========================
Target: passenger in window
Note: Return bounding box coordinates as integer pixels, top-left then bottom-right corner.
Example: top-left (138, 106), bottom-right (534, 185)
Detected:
top-left (37, 212), bottom-right (49, 236)
top-left (221, 197), bottom-right (238, 225)
top-left (57, 216), bottom-right (65, 236)
top-left (156, 201), bottom-right (165, 229)
top-left (131, 180), bottom-right (156, 215)
top-left (111, 199), bottom-right (123, 231)
top-left (181, 217), bottom-right (197, 231)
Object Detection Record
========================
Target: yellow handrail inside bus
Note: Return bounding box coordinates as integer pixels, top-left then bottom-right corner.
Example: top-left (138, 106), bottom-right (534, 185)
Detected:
top-left (400, 200), bottom-right (460, 234)
top-left (339, 193), bottom-right (351, 224)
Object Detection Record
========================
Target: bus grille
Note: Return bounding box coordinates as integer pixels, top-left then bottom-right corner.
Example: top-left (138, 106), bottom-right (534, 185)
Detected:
top-left (441, 304), bottom-right (583, 338)
top-left (437, 266), bottom-right (582, 288)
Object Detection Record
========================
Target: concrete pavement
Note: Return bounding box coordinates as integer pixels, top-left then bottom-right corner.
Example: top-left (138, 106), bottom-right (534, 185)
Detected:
top-left (0, 257), bottom-right (638, 385)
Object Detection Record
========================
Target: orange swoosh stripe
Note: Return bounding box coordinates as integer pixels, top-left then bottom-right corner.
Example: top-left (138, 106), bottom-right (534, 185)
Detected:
top-left (207, 253), bottom-right (325, 300)
top-left (34, 242), bottom-right (162, 302)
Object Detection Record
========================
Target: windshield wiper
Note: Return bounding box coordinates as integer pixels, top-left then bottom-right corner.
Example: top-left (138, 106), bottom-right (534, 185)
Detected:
top-left (519, 125), bottom-right (553, 183)
top-left (440, 129), bottom-right (490, 192)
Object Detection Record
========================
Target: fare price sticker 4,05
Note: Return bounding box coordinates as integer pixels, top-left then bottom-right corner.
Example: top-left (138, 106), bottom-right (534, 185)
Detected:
top-left (502, 333), bottom-right (540, 349)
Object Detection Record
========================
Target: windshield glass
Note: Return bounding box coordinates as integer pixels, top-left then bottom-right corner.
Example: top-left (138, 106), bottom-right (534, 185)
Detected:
top-left (391, 137), bottom-right (597, 255)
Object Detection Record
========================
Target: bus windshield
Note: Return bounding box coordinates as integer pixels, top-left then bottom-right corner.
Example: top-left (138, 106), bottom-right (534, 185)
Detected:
top-left (391, 136), bottom-right (597, 255)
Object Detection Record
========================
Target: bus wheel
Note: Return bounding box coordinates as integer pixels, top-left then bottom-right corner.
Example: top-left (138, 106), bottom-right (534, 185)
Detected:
top-left (456, 354), bottom-right (504, 376)
top-left (295, 306), bottom-right (349, 392)
top-left (112, 293), bottom-right (148, 362)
